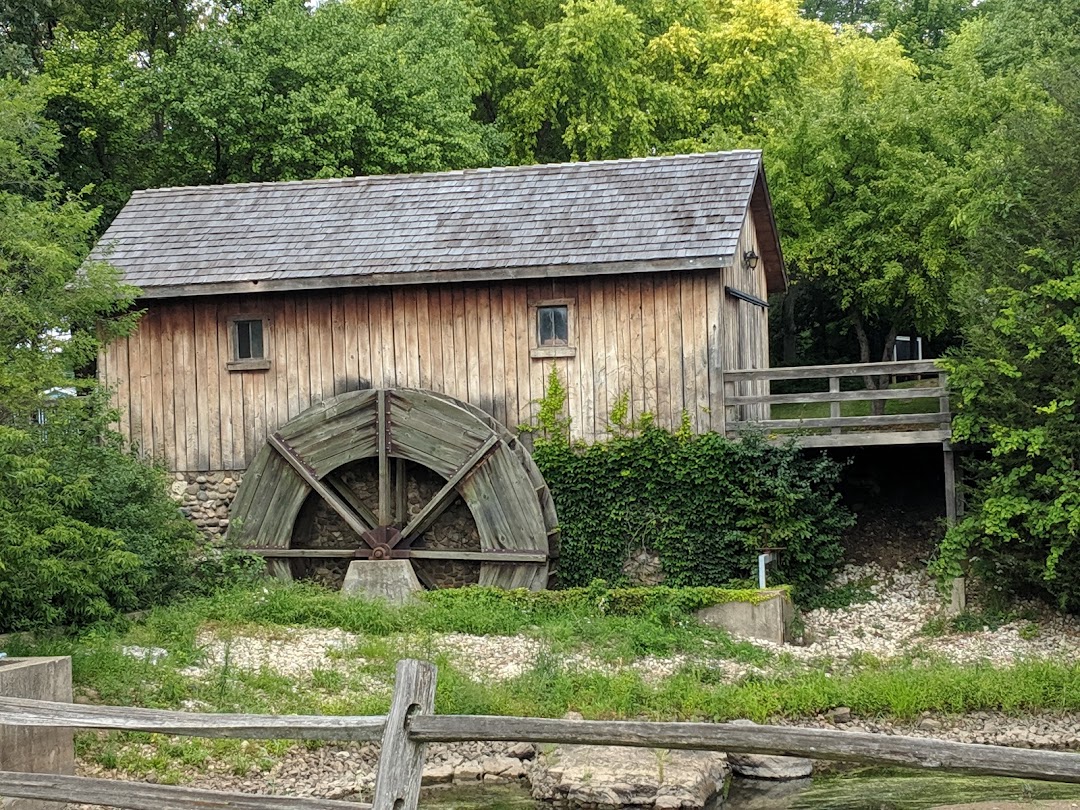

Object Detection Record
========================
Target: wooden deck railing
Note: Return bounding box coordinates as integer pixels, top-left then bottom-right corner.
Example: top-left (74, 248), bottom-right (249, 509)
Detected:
top-left (5, 658), bottom-right (1080, 810)
top-left (724, 360), bottom-right (950, 448)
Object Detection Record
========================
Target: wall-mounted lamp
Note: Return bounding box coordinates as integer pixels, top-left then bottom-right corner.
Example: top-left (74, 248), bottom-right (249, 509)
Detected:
top-left (743, 249), bottom-right (760, 271)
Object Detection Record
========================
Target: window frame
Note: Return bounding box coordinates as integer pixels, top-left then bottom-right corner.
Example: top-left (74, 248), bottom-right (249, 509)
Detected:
top-left (226, 314), bottom-right (272, 372)
top-left (529, 297), bottom-right (577, 359)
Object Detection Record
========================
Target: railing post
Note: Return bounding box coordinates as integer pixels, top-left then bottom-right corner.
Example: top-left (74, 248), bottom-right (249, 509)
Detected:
top-left (829, 376), bottom-right (841, 435)
top-left (371, 659), bottom-right (437, 810)
top-left (724, 379), bottom-right (737, 434)
top-left (937, 371), bottom-right (950, 425)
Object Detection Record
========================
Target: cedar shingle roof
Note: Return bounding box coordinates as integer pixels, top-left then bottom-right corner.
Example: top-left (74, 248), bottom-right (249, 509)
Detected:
top-left (93, 150), bottom-right (785, 298)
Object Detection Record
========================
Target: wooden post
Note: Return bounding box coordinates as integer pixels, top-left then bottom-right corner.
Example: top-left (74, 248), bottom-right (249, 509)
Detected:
top-left (938, 371), bottom-right (950, 426)
top-left (377, 390), bottom-right (391, 525)
top-left (371, 660), bottom-right (437, 810)
top-left (943, 442), bottom-right (957, 527)
top-left (943, 440), bottom-right (966, 612)
top-left (829, 376), bottom-right (841, 435)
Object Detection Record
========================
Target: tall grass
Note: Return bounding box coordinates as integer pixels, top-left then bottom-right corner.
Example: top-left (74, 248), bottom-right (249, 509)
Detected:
top-left (9, 581), bottom-right (1080, 727)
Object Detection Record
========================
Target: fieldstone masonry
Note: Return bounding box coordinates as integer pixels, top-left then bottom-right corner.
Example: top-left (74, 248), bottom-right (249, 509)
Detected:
top-left (170, 471), bottom-right (242, 537)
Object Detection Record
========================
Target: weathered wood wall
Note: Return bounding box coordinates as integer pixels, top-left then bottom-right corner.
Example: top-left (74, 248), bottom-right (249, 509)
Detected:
top-left (722, 210), bottom-right (770, 421)
top-left (101, 219), bottom-right (771, 473)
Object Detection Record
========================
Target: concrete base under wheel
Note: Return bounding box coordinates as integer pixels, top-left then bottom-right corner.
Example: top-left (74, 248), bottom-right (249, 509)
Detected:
top-left (0, 656), bottom-right (75, 810)
top-left (341, 560), bottom-right (424, 605)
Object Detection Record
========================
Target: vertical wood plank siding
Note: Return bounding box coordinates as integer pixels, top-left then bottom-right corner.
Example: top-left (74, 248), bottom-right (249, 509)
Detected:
top-left (722, 211), bottom-right (771, 422)
top-left (104, 221), bottom-right (772, 472)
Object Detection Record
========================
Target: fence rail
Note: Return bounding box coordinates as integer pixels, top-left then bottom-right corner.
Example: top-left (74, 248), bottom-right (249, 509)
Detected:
top-left (724, 360), bottom-right (950, 448)
top-left (5, 659), bottom-right (1080, 810)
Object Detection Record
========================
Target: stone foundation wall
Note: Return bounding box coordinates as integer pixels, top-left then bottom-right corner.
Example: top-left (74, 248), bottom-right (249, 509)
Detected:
top-left (169, 471), bottom-right (243, 537)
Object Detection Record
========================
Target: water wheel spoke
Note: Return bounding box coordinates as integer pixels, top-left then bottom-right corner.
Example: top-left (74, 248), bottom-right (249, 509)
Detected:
top-left (324, 473), bottom-right (379, 530)
top-left (408, 549), bottom-right (547, 563)
top-left (401, 434), bottom-right (499, 544)
top-left (237, 548), bottom-right (546, 563)
top-left (267, 432), bottom-right (376, 543)
top-left (377, 390), bottom-right (392, 524)
top-left (351, 549), bottom-right (548, 563)
top-left (394, 458), bottom-right (407, 528)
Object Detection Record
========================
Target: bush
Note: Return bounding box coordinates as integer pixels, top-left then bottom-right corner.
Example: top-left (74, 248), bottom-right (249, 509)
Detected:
top-left (936, 253), bottom-right (1080, 609)
top-left (0, 394), bottom-right (214, 632)
top-left (532, 419), bottom-right (853, 599)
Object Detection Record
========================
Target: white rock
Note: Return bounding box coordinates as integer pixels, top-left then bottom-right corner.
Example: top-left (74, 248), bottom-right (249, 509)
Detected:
top-left (121, 646), bottom-right (168, 664)
top-left (421, 764), bottom-right (454, 785)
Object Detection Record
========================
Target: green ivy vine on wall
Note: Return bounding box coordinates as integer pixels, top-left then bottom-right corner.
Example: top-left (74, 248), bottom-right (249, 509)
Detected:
top-left (526, 369), bottom-right (854, 599)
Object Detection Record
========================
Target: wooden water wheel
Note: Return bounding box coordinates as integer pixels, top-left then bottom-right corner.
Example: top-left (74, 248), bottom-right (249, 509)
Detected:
top-left (229, 389), bottom-right (557, 590)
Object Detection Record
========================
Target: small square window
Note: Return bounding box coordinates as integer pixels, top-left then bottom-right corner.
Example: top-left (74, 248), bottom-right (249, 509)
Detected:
top-left (538, 305), bottom-right (569, 347)
top-left (234, 319), bottom-right (264, 360)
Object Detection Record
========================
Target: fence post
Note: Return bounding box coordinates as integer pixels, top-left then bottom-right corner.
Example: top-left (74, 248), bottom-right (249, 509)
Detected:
top-left (371, 660), bottom-right (437, 810)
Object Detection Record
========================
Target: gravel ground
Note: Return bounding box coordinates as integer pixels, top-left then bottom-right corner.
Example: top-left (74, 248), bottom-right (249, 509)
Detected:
top-left (787, 563), bottom-right (1080, 667)
top-left (175, 563), bottom-right (1080, 687)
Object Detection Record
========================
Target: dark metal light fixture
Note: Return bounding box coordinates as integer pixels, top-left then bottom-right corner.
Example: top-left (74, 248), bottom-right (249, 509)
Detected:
top-left (743, 249), bottom-right (760, 271)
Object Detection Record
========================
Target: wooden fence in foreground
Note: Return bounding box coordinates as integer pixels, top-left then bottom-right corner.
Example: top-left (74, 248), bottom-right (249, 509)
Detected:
top-left (4, 659), bottom-right (1080, 810)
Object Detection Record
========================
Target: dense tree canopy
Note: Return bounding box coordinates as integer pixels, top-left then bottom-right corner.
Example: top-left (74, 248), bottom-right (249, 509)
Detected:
top-left (0, 75), bottom-right (136, 420)
top-left (0, 76), bottom-right (208, 631)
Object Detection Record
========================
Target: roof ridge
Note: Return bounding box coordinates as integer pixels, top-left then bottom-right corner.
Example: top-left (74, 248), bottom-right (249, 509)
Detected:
top-left (130, 150), bottom-right (762, 197)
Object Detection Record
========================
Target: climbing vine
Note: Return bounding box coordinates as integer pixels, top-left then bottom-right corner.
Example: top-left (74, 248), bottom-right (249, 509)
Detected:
top-left (529, 372), bottom-right (852, 598)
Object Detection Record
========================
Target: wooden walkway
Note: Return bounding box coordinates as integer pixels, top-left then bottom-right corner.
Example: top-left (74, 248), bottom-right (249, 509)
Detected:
top-left (724, 360), bottom-right (950, 449)
top-left (723, 359), bottom-right (959, 527)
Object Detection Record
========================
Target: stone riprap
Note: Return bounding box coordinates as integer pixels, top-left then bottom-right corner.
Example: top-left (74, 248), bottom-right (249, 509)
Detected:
top-left (761, 563), bottom-right (1080, 667)
top-left (170, 471), bottom-right (241, 536)
top-left (528, 729), bottom-right (730, 810)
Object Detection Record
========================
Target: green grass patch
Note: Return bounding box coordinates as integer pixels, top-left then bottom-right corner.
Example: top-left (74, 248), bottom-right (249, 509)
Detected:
top-left (13, 579), bottom-right (1080, 785)
top-left (2, 580), bottom-right (771, 707)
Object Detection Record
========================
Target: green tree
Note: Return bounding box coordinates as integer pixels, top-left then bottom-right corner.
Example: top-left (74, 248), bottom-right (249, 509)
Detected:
top-left (42, 25), bottom-right (155, 223)
top-left (765, 34), bottom-right (961, 375)
top-left (152, 0), bottom-right (499, 186)
top-left (502, 0), bottom-right (834, 161)
top-left (877, 0), bottom-right (976, 69)
top-left (507, 0), bottom-right (654, 161)
top-left (0, 76), bottom-right (137, 419)
top-left (0, 0), bottom-right (196, 70)
top-left (0, 76), bottom-right (218, 631)
top-left (935, 56), bottom-right (1080, 607)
